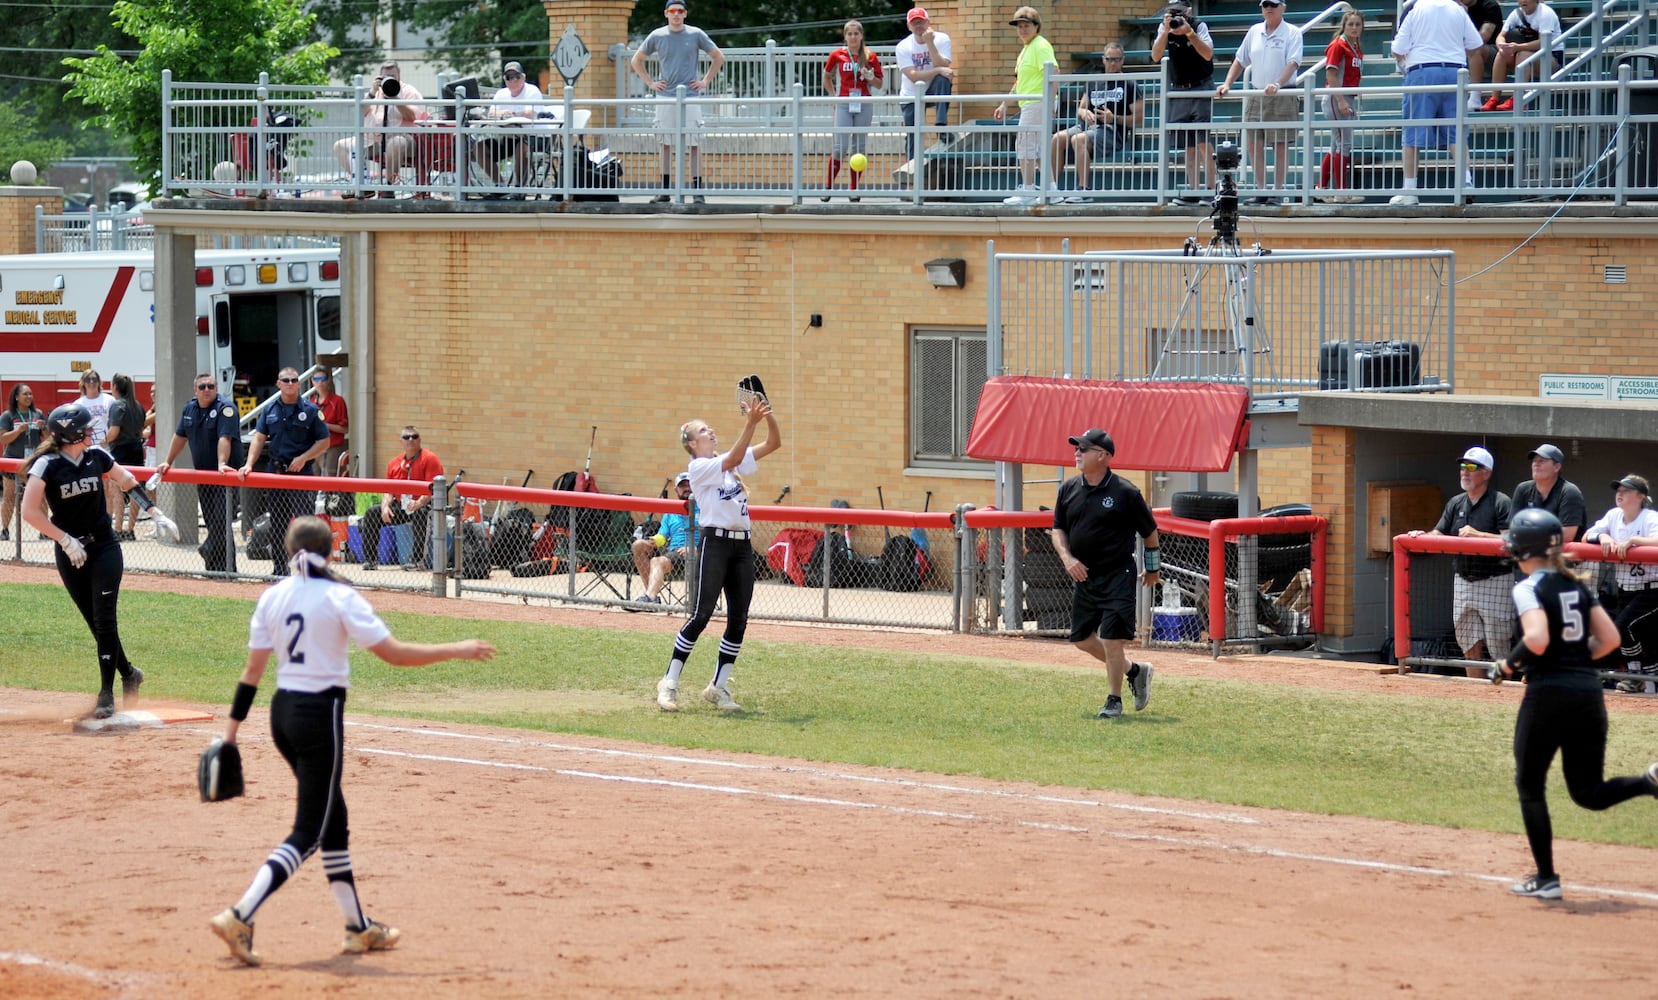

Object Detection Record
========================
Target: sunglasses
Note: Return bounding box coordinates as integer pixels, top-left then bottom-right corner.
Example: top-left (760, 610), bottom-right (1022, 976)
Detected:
top-left (1074, 445), bottom-right (1101, 454)
top-left (195, 382), bottom-right (217, 390)
top-left (401, 433), bottom-right (420, 440)
top-left (1458, 462), bottom-right (1483, 471)
top-left (277, 376), bottom-right (300, 384)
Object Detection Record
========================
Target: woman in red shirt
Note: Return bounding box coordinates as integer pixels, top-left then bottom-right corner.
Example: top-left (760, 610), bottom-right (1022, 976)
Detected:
top-left (820, 20), bottom-right (884, 202)
top-left (1318, 8), bottom-right (1365, 202)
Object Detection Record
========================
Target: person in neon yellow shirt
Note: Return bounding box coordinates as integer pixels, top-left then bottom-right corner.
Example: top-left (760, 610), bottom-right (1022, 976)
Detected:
top-left (995, 6), bottom-right (1057, 205)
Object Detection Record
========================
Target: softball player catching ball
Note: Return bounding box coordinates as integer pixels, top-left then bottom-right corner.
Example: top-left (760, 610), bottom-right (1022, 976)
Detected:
top-left (209, 516), bottom-right (496, 966)
top-left (1492, 509), bottom-right (1658, 900)
top-left (21, 402), bottom-right (178, 718)
top-left (656, 390), bottom-right (782, 712)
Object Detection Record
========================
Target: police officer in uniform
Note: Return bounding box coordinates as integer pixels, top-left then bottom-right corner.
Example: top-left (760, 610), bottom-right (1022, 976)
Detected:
top-left (21, 403), bottom-right (178, 718)
top-left (1051, 428), bottom-right (1158, 719)
top-left (157, 373), bottom-right (246, 573)
top-left (1491, 509), bottom-right (1658, 900)
top-left (238, 367), bottom-right (329, 577)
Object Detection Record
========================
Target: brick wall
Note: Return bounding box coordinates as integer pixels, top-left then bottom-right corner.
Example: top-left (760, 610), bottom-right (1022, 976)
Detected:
top-left (0, 187), bottom-right (62, 256)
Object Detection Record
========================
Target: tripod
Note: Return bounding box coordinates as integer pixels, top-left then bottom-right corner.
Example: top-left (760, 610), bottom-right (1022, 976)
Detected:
top-left (1151, 180), bottom-right (1274, 386)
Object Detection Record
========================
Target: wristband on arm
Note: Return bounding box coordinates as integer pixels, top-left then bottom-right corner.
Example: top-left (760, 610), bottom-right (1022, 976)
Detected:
top-left (125, 483), bottom-right (154, 512)
top-left (1143, 548), bottom-right (1161, 573)
top-left (229, 682), bottom-right (259, 722)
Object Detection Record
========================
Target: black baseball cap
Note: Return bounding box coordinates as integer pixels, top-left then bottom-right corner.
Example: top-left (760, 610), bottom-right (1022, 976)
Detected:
top-left (1068, 428), bottom-right (1115, 455)
top-left (1527, 443), bottom-right (1564, 464)
top-left (1612, 475), bottom-right (1650, 495)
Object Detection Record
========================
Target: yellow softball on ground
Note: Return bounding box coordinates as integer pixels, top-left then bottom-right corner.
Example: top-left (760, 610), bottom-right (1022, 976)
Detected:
top-left (848, 153), bottom-right (868, 173)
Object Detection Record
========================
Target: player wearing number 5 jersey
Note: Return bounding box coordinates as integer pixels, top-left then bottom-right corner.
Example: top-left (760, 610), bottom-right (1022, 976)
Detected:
top-left (1491, 509), bottom-right (1658, 901)
top-left (656, 395), bottom-right (782, 713)
top-left (208, 516), bottom-right (496, 967)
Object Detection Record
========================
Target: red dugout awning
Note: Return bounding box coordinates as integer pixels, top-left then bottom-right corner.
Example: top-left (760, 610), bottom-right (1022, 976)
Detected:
top-left (965, 376), bottom-right (1250, 472)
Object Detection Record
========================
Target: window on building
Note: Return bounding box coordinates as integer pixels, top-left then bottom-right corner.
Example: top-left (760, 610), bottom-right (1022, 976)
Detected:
top-left (910, 326), bottom-right (987, 468)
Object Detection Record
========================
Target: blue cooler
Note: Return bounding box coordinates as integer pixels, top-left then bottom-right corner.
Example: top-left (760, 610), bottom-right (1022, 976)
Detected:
top-left (1151, 607), bottom-right (1200, 642)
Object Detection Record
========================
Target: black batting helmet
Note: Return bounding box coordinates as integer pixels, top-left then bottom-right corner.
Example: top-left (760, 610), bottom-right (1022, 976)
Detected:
top-left (1503, 508), bottom-right (1563, 562)
top-left (46, 402), bottom-right (93, 445)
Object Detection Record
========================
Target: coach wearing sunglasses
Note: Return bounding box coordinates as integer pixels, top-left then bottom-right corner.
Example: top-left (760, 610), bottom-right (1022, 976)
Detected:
top-left (239, 367), bottom-right (330, 576)
top-left (1409, 445), bottom-right (1514, 675)
top-left (357, 425), bottom-right (443, 572)
top-left (156, 374), bottom-right (246, 573)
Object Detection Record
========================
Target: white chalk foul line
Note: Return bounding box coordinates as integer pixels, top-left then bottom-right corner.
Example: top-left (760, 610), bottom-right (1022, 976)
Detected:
top-left (347, 721), bottom-right (1257, 826)
top-left (348, 726), bottom-right (1658, 906)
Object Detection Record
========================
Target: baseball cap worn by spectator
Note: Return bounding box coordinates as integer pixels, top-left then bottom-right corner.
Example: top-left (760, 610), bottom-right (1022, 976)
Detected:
top-left (1460, 446), bottom-right (1494, 470)
top-left (1528, 443), bottom-right (1565, 464)
top-left (503, 61), bottom-right (524, 79)
top-left (1009, 5), bottom-right (1040, 26)
top-left (1612, 475), bottom-right (1650, 495)
top-left (675, 471), bottom-right (691, 486)
top-left (1260, 0), bottom-right (1285, 7)
top-left (1068, 428), bottom-right (1115, 454)
top-left (665, 0), bottom-right (686, 9)
top-left (908, 7), bottom-right (930, 23)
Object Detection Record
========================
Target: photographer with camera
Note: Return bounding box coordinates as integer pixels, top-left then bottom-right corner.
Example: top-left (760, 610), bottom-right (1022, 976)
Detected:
top-left (1152, 0), bottom-right (1216, 205)
top-left (1218, 0), bottom-right (1303, 206)
top-left (1480, 0), bottom-right (1563, 111)
top-left (332, 62), bottom-right (424, 197)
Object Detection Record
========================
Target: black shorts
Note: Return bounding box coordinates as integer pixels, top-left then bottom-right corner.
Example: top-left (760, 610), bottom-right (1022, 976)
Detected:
top-left (1165, 96), bottom-right (1213, 146)
top-left (1068, 564), bottom-right (1138, 643)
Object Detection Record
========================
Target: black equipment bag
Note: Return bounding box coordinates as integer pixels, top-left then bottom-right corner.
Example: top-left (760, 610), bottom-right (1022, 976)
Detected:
top-left (804, 531), bottom-right (882, 588)
top-left (458, 521), bottom-right (491, 579)
top-left (246, 512), bottom-right (274, 561)
top-left (880, 535), bottom-right (924, 592)
top-left (1317, 340), bottom-right (1422, 390)
top-left (490, 508), bottom-right (535, 567)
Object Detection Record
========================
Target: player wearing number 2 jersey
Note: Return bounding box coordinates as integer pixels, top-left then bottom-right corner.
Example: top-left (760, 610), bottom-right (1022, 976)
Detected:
top-left (208, 516), bottom-right (496, 967)
top-left (1491, 509), bottom-right (1658, 901)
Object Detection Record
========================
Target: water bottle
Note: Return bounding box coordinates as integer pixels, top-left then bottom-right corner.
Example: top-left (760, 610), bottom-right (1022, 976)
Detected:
top-left (145, 472), bottom-right (163, 491)
top-left (315, 492), bottom-right (327, 517)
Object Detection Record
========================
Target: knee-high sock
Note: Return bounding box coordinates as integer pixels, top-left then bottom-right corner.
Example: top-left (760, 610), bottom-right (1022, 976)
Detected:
top-left (323, 849), bottom-right (368, 929)
top-left (712, 638), bottom-right (741, 689)
top-left (234, 843), bottom-right (303, 922)
top-left (826, 159), bottom-right (841, 187)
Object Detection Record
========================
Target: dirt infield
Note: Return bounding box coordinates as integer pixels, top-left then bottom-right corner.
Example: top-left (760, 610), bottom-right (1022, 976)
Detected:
top-left (5, 568), bottom-right (1658, 998)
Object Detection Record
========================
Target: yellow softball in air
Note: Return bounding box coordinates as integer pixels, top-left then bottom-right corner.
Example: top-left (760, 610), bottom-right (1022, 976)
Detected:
top-left (848, 153), bottom-right (868, 173)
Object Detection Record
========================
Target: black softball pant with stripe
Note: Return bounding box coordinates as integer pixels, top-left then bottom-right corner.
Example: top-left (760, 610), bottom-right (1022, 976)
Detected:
top-left (1512, 683), bottom-right (1651, 877)
top-left (680, 532), bottom-right (755, 647)
top-left (54, 539), bottom-right (132, 690)
top-left (271, 688), bottom-right (351, 856)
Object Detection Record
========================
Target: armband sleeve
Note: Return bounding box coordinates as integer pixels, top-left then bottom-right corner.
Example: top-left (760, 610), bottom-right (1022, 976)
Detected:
top-left (1503, 639), bottom-right (1538, 677)
top-left (229, 682), bottom-right (259, 722)
top-left (125, 482), bottom-right (154, 512)
top-left (1143, 547), bottom-right (1161, 573)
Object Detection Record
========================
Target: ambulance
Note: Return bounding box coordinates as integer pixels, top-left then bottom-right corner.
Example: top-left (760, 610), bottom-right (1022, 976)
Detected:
top-left (0, 246), bottom-right (341, 415)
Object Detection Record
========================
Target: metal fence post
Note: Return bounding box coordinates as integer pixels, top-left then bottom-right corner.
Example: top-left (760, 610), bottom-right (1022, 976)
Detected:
top-left (161, 69), bottom-right (174, 195)
top-left (954, 504), bottom-right (976, 632)
top-left (224, 478), bottom-right (239, 575)
top-left (430, 475), bottom-right (448, 597)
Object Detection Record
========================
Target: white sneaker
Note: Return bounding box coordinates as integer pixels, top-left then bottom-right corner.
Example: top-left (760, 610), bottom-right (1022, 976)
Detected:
top-left (656, 676), bottom-right (678, 712)
top-left (702, 683), bottom-right (741, 712)
top-left (1389, 192), bottom-right (1419, 206)
top-left (1467, 92), bottom-right (1484, 111)
top-left (1003, 185), bottom-right (1038, 206)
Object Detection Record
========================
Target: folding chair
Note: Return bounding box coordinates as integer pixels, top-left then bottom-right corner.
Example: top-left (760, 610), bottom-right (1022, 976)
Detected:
top-left (568, 507), bottom-right (638, 601)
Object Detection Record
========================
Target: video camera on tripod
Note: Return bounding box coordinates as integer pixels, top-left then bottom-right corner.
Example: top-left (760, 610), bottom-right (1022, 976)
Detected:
top-left (1209, 139), bottom-right (1242, 243)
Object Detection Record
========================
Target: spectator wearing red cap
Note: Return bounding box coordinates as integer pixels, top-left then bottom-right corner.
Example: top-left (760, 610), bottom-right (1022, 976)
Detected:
top-left (894, 7), bottom-right (956, 160)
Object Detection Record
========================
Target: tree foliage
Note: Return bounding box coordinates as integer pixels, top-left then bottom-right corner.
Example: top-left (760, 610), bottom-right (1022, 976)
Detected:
top-left (64, 0), bottom-right (337, 186)
top-left (0, 105), bottom-right (74, 176)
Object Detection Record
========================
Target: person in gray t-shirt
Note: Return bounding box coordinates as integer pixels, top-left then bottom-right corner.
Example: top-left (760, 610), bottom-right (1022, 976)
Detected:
top-left (629, 0), bottom-right (725, 204)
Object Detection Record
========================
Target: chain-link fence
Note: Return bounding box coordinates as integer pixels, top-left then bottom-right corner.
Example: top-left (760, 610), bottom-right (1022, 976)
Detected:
top-left (1394, 534), bottom-right (1658, 692)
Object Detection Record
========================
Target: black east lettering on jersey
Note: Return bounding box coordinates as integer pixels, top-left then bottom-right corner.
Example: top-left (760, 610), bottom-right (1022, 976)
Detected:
top-left (30, 449), bottom-right (116, 543)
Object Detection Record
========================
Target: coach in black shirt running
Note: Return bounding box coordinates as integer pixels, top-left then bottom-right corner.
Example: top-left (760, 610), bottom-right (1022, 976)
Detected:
top-left (1490, 509), bottom-right (1658, 900)
top-left (1051, 427), bottom-right (1159, 719)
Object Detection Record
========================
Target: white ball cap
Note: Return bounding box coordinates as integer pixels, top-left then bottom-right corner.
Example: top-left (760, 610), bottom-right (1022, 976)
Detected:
top-left (10, 160), bottom-right (37, 185)
top-left (1461, 446), bottom-right (1494, 470)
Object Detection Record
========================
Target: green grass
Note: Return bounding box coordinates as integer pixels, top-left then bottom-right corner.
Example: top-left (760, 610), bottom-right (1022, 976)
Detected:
top-left (7, 582), bottom-right (1658, 848)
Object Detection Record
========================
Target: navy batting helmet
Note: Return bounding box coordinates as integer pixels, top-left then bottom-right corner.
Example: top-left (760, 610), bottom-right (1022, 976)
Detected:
top-left (46, 402), bottom-right (93, 445)
top-left (1503, 508), bottom-right (1563, 562)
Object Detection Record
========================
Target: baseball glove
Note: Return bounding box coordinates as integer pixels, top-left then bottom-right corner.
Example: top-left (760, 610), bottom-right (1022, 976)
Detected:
top-left (198, 739), bottom-right (245, 802)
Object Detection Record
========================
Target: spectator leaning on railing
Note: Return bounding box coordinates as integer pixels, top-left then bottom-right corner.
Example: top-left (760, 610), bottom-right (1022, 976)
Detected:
top-left (1480, 0), bottom-right (1564, 111)
top-left (1218, 0), bottom-right (1304, 205)
top-left (996, 6), bottom-right (1058, 206)
top-left (1152, 0), bottom-right (1217, 204)
top-left (1389, 0), bottom-right (1483, 206)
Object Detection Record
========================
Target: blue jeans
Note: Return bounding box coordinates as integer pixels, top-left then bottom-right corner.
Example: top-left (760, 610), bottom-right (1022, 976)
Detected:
top-left (901, 75), bottom-right (954, 159)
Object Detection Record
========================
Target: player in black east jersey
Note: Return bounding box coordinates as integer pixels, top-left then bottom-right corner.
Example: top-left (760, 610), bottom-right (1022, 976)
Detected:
top-left (20, 403), bottom-right (179, 719)
top-left (1491, 509), bottom-right (1658, 900)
